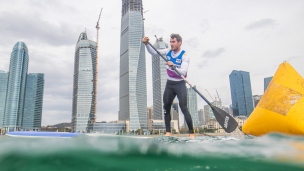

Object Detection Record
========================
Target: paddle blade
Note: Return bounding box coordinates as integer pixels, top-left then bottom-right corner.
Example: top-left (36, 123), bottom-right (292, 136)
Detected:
top-left (211, 106), bottom-right (238, 133)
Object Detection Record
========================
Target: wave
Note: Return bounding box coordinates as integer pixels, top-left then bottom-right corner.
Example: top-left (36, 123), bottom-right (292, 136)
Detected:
top-left (0, 133), bottom-right (303, 171)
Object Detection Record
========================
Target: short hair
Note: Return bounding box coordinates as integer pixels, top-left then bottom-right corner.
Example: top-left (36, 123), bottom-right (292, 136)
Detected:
top-left (170, 33), bottom-right (182, 42)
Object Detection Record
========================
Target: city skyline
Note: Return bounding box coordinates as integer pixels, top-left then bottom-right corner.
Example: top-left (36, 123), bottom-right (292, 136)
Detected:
top-left (0, 0), bottom-right (303, 126)
top-left (0, 42), bottom-right (45, 132)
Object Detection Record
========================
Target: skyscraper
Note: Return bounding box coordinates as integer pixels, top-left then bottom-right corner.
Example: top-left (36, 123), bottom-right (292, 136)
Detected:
top-left (72, 32), bottom-right (97, 132)
top-left (171, 102), bottom-right (179, 128)
top-left (119, 0), bottom-right (147, 131)
top-left (22, 73), bottom-right (44, 131)
top-left (203, 104), bottom-right (211, 124)
top-left (187, 86), bottom-right (198, 127)
top-left (198, 109), bottom-right (204, 126)
top-left (229, 70), bottom-right (254, 117)
top-left (4, 42), bottom-right (29, 132)
top-left (151, 37), bottom-right (168, 120)
top-left (0, 71), bottom-right (8, 129)
top-left (264, 76), bottom-right (273, 92)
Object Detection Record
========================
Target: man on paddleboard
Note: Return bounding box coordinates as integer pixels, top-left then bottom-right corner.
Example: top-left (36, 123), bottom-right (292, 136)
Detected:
top-left (142, 34), bottom-right (194, 139)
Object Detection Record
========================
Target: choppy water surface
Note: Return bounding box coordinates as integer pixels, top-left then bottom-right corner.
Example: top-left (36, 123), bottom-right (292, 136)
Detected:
top-left (0, 133), bottom-right (303, 171)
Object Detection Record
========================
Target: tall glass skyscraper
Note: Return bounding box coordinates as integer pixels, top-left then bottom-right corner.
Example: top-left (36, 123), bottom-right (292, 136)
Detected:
top-left (264, 76), bottom-right (273, 92)
top-left (119, 0), bottom-right (147, 131)
top-left (229, 70), bottom-right (254, 117)
top-left (72, 32), bottom-right (97, 132)
top-left (151, 37), bottom-right (168, 120)
top-left (187, 86), bottom-right (198, 127)
top-left (4, 42), bottom-right (29, 132)
top-left (0, 71), bottom-right (8, 129)
top-left (22, 73), bottom-right (44, 131)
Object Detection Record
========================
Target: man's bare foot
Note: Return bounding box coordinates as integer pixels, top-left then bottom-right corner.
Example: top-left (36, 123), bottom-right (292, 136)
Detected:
top-left (165, 132), bottom-right (172, 136)
top-left (189, 134), bottom-right (195, 139)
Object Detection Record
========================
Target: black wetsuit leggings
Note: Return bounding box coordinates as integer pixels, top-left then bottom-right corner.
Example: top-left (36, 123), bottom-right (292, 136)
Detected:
top-left (163, 80), bottom-right (194, 134)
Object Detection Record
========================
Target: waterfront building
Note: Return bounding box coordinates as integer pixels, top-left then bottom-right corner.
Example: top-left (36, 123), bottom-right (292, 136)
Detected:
top-left (149, 120), bottom-right (179, 133)
top-left (151, 37), bottom-right (168, 120)
top-left (72, 32), bottom-right (97, 132)
top-left (204, 104), bottom-right (211, 125)
top-left (264, 76), bottom-right (273, 92)
top-left (119, 0), bottom-right (147, 131)
top-left (171, 102), bottom-right (179, 128)
top-left (234, 115), bottom-right (248, 128)
top-left (147, 106), bottom-right (153, 120)
top-left (206, 118), bottom-right (225, 133)
top-left (253, 95), bottom-right (262, 108)
top-left (198, 109), bottom-right (204, 126)
top-left (4, 42), bottom-right (29, 132)
top-left (187, 86), bottom-right (198, 127)
top-left (89, 121), bottom-right (127, 134)
top-left (203, 99), bottom-right (222, 123)
top-left (0, 71), bottom-right (8, 130)
top-left (22, 73), bottom-right (44, 131)
top-left (229, 70), bottom-right (254, 117)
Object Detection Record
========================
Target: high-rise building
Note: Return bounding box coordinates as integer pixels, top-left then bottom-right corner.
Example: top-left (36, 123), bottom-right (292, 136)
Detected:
top-left (171, 102), bottom-right (179, 128)
top-left (119, 0), bottom-right (147, 131)
top-left (0, 71), bottom-right (8, 129)
top-left (4, 42), bottom-right (29, 132)
top-left (264, 76), bottom-right (273, 92)
top-left (22, 73), bottom-right (44, 131)
top-left (203, 104), bottom-right (211, 124)
top-left (229, 70), bottom-right (254, 117)
top-left (151, 37), bottom-right (168, 120)
top-left (187, 86), bottom-right (198, 127)
top-left (72, 32), bottom-right (97, 132)
top-left (198, 109), bottom-right (204, 126)
top-left (253, 95), bottom-right (262, 107)
top-left (147, 106), bottom-right (153, 120)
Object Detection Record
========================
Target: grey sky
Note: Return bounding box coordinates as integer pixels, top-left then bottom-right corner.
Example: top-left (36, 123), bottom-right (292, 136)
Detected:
top-left (0, 0), bottom-right (303, 126)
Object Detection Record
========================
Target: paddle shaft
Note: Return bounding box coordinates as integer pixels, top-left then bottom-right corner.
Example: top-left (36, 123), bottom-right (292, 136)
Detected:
top-left (147, 42), bottom-right (213, 107)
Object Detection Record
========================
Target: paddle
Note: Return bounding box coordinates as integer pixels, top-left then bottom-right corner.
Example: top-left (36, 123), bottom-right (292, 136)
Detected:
top-left (146, 41), bottom-right (238, 133)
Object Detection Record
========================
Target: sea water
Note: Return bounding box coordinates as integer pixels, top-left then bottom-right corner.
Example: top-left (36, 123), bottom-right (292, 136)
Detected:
top-left (0, 133), bottom-right (303, 171)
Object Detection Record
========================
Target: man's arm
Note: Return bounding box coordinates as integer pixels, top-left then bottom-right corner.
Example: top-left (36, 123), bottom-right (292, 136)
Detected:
top-left (142, 36), bottom-right (168, 56)
top-left (145, 44), bottom-right (168, 56)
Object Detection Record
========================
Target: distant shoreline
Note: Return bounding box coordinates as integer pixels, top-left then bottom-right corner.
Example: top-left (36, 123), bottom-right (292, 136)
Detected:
top-left (136, 133), bottom-right (228, 138)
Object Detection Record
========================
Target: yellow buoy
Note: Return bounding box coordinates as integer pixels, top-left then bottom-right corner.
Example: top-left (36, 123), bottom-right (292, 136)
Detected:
top-left (242, 62), bottom-right (304, 136)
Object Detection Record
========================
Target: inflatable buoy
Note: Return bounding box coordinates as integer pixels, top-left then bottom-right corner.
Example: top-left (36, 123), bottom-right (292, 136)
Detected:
top-left (243, 62), bottom-right (304, 136)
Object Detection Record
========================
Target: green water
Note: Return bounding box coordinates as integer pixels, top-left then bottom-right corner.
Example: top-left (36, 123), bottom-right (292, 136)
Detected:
top-left (0, 133), bottom-right (303, 171)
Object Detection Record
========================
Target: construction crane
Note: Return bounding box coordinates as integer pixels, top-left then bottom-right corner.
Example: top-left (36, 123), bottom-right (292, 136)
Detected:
top-left (142, 10), bottom-right (149, 20)
top-left (216, 90), bottom-right (221, 103)
top-left (205, 89), bottom-right (214, 102)
top-left (94, 7), bottom-right (102, 123)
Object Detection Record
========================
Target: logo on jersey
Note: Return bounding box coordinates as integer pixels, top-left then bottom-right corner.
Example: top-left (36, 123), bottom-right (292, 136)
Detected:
top-left (167, 56), bottom-right (171, 60)
top-left (176, 59), bottom-right (181, 63)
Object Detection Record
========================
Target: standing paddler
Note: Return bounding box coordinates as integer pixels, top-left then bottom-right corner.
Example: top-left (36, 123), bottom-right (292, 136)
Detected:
top-left (142, 34), bottom-right (194, 139)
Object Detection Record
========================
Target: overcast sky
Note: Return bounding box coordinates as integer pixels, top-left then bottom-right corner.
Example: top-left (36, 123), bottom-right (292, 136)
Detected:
top-left (0, 0), bottom-right (303, 126)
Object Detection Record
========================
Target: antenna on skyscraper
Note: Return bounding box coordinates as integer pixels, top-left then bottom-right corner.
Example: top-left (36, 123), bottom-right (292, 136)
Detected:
top-left (154, 35), bottom-right (158, 42)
